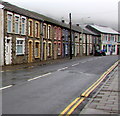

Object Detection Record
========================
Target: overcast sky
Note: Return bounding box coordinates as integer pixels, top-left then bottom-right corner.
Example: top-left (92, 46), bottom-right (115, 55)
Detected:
top-left (3, 0), bottom-right (119, 30)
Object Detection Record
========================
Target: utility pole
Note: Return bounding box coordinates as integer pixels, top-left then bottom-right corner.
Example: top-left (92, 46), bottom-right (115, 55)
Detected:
top-left (69, 13), bottom-right (72, 59)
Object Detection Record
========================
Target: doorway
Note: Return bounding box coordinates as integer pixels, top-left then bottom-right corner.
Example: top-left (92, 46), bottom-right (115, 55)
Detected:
top-left (28, 40), bottom-right (33, 62)
top-left (5, 38), bottom-right (12, 65)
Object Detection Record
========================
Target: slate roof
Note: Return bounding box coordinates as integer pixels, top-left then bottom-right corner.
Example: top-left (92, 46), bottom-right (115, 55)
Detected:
top-left (1, 1), bottom-right (82, 32)
top-left (87, 24), bottom-right (119, 34)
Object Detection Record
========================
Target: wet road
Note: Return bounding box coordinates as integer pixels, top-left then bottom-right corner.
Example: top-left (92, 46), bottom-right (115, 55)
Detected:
top-left (2, 55), bottom-right (118, 114)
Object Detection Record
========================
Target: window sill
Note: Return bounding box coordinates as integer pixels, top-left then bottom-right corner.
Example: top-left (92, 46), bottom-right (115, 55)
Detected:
top-left (16, 54), bottom-right (25, 56)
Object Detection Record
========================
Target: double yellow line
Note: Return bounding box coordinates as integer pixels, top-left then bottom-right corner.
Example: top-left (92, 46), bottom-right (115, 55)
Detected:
top-left (59, 60), bottom-right (119, 116)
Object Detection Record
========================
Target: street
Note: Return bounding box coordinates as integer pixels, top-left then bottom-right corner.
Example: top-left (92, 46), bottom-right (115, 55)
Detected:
top-left (2, 55), bottom-right (118, 114)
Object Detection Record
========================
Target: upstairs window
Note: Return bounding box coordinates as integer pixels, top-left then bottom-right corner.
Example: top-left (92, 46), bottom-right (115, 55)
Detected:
top-left (54, 27), bottom-right (57, 40)
top-left (104, 35), bottom-right (108, 41)
top-left (7, 13), bottom-right (13, 33)
top-left (43, 23), bottom-right (47, 38)
top-left (28, 19), bottom-right (33, 36)
top-left (15, 15), bottom-right (20, 34)
top-left (58, 28), bottom-right (61, 40)
top-left (48, 25), bottom-right (51, 39)
top-left (35, 22), bottom-right (40, 38)
top-left (21, 17), bottom-right (26, 35)
top-left (111, 35), bottom-right (115, 41)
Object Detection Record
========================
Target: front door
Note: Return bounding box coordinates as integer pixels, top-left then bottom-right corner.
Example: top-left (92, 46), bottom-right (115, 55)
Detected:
top-left (5, 38), bottom-right (12, 65)
top-left (54, 43), bottom-right (57, 59)
top-left (28, 41), bottom-right (33, 62)
top-left (43, 42), bottom-right (46, 60)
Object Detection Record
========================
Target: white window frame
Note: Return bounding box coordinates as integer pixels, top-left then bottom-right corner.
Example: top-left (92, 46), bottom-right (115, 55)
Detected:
top-left (7, 11), bottom-right (13, 33)
top-left (16, 38), bottom-right (25, 55)
top-left (104, 35), bottom-right (108, 41)
top-left (111, 35), bottom-right (115, 41)
top-left (14, 14), bottom-right (20, 34)
top-left (21, 16), bottom-right (26, 35)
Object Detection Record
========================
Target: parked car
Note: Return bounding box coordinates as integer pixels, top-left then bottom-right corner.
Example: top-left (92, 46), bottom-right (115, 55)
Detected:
top-left (94, 50), bottom-right (106, 56)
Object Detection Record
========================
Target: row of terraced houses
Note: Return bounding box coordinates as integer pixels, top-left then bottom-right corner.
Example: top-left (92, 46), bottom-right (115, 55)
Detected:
top-left (0, 1), bottom-right (120, 66)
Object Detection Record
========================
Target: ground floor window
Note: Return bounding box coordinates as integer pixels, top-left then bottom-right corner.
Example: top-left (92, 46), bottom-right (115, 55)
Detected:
top-left (58, 43), bottom-right (61, 56)
top-left (48, 42), bottom-right (52, 57)
top-left (16, 38), bottom-right (25, 55)
top-left (65, 44), bottom-right (68, 55)
top-left (103, 45), bottom-right (107, 52)
top-left (34, 41), bottom-right (40, 58)
top-left (112, 45), bottom-right (116, 53)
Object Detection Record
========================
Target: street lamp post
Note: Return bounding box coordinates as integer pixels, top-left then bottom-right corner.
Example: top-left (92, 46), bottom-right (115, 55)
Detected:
top-left (69, 13), bottom-right (72, 59)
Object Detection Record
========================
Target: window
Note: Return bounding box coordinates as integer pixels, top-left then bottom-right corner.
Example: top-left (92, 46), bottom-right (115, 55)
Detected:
top-left (7, 13), bottom-right (13, 33)
top-left (35, 22), bottom-right (40, 38)
top-left (118, 36), bottom-right (120, 42)
top-left (15, 15), bottom-right (20, 34)
top-left (16, 38), bottom-right (25, 55)
top-left (65, 44), bottom-right (68, 54)
top-left (21, 17), bottom-right (26, 35)
top-left (58, 43), bottom-right (61, 55)
top-left (43, 23), bottom-right (47, 38)
top-left (54, 27), bottom-right (57, 40)
top-left (104, 35), bottom-right (108, 41)
top-left (47, 42), bottom-right (52, 57)
top-left (28, 19), bottom-right (33, 36)
top-left (112, 45), bottom-right (115, 53)
top-left (48, 25), bottom-right (51, 39)
top-left (111, 35), bottom-right (115, 41)
top-left (58, 28), bottom-right (61, 40)
top-left (103, 45), bottom-right (107, 52)
top-left (34, 41), bottom-right (40, 58)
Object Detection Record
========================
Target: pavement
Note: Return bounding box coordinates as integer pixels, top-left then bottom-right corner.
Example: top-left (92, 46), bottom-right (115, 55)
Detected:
top-left (80, 66), bottom-right (120, 114)
top-left (1, 56), bottom-right (89, 72)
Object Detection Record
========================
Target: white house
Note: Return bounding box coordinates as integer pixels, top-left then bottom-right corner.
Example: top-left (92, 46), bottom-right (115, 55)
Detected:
top-left (86, 24), bottom-right (119, 55)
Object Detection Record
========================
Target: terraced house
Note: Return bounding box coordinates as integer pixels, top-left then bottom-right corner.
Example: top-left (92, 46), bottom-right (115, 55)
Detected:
top-left (0, 1), bottom-right (119, 66)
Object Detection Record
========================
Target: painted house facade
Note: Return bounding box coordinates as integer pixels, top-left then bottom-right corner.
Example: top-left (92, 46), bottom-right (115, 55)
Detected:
top-left (0, 1), bottom-right (83, 66)
top-left (86, 24), bottom-right (119, 55)
top-left (1, 1), bottom-right (119, 66)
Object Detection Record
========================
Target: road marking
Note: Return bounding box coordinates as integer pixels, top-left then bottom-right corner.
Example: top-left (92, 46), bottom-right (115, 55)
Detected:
top-left (0, 71), bottom-right (4, 73)
top-left (0, 85), bottom-right (13, 90)
top-left (72, 63), bottom-right (79, 67)
top-left (67, 97), bottom-right (85, 115)
top-left (81, 60), bottom-right (119, 97)
top-left (27, 72), bottom-right (52, 81)
top-left (81, 61), bottom-right (86, 63)
top-left (59, 97), bottom-right (80, 116)
top-left (57, 67), bottom-right (68, 71)
top-left (59, 60), bottom-right (119, 116)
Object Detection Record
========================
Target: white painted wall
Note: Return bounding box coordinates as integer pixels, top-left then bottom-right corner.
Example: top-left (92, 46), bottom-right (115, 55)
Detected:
top-left (0, 6), bottom-right (4, 66)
